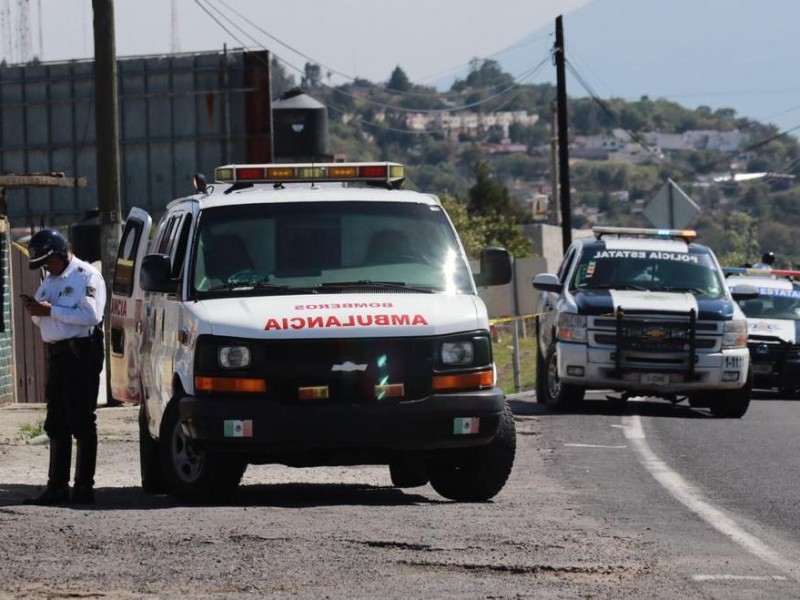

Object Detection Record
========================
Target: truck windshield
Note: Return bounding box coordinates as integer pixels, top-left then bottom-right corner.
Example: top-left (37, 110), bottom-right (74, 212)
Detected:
top-left (571, 248), bottom-right (724, 298)
top-left (739, 287), bottom-right (800, 320)
top-left (191, 201), bottom-right (473, 296)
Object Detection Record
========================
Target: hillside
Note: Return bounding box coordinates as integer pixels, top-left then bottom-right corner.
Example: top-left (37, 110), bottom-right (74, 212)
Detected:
top-left (273, 59), bottom-right (800, 268)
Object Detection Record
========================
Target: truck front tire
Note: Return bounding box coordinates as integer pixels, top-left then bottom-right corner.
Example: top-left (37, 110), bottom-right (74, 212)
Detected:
top-left (542, 344), bottom-right (585, 411)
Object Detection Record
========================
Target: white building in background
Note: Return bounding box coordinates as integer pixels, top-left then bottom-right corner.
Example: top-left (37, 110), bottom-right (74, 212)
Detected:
top-left (405, 110), bottom-right (539, 139)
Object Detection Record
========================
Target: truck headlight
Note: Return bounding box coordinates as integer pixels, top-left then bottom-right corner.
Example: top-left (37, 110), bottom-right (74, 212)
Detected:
top-left (557, 313), bottom-right (587, 343)
top-left (722, 320), bottom-right (747, 349)
top-left (441, 341), bottom-right (474, 365)
top-left (219, 345), bottom-right (251, 369)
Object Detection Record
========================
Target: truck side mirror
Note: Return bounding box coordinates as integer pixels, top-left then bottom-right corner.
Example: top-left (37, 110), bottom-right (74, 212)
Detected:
top-left (140, 254), bottom-right (180, 294)
top-left (474, 247), bottom-right (512, 287)
top-left (532, 273), bottom-right (563, 293)
top-left (729, 283), bottom-right (758, 301)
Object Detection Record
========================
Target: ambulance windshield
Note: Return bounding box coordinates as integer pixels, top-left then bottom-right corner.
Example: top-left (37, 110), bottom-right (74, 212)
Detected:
top-left (192, 201), bottom-right (473, 296)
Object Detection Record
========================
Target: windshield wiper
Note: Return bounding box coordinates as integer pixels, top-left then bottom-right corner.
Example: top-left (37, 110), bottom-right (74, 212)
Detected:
top-left (317, 280), bottom-right (436, 293)
top-left (205, 282), bottom-right (318, 295)
top-left (582, 283), bottom-right (649, 291)
top-left (657, 285), bottom-right (709, 296)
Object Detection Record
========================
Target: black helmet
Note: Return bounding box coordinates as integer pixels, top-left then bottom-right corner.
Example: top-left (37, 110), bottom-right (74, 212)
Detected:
top-left (762, 251), bottom-right (775, 265)
top-left (28, 229), bottom-right (68, 270)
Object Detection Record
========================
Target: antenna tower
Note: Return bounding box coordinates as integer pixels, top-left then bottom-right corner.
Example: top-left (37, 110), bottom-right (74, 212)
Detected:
top-left (16, 0), bottom-right (32, 62)
top-left (1, 0), bottom-right (12, 62)
top-left (171, 0), bottom-right (180, 53)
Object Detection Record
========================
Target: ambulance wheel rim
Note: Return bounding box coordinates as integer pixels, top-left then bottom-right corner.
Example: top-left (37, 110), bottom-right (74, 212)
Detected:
top-left (170, 422), bottom-right (204, 483)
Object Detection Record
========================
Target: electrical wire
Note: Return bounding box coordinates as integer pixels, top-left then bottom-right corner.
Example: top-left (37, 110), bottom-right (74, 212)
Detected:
top-left (564, 58), bottom-right (664, 164)
top-left (203, 0), bottom-right (550, 103)
top-left (196, 0), bottom-right (551, 117)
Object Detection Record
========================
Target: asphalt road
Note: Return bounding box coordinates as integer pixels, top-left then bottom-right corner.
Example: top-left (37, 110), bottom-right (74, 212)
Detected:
top-left (538, 391), bottom-right (800, 598)
top-left (2, 393), bottom-right (800, 598)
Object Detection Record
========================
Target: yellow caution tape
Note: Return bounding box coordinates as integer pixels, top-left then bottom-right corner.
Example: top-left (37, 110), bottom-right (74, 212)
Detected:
top-left (11, 240), bottom-right (29, 256)
top-left (489, 313), bottom-right (546, 324)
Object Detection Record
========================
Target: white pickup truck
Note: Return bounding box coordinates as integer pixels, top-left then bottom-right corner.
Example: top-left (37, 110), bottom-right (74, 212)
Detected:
top-left (533, 226), bottom-right (754, 418)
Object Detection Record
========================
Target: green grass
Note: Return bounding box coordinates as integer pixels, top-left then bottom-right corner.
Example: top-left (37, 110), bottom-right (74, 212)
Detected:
top-left (492, 319), bottom-right (538, 395)
top-left (19, 422), bottom-right (45, 439)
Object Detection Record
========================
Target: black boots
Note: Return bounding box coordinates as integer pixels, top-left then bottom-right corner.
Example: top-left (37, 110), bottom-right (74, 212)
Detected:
top-left (24, 436), bottom-right (97, 505)
top-left (24, 437), bottom-right (72, 506)
top-left (72, 435), bottom-right (97, 505)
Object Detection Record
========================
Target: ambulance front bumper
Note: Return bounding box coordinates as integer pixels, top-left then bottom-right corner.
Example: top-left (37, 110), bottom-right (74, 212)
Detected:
top-left (178, 388), bottom-right (505, 454)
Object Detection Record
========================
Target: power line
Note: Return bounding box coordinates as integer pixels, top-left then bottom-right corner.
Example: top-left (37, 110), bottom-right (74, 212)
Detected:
top-left (195, 0), bottom-right (551, 117)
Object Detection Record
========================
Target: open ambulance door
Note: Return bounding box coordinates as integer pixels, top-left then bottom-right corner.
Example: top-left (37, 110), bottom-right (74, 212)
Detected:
top-left (109, 207), bottom-right (152, 404)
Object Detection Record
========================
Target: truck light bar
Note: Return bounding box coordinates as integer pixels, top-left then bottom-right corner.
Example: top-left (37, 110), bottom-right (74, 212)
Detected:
top-left (214, 161), bottom-right (405, 188)
top-left (723, 266), bottom-right (800, 278)
top-left (593, 226), bottom-right (697, 242)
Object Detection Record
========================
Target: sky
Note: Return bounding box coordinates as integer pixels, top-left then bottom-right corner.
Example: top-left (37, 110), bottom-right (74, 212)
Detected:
top-left (6, 0), bottom-right (800, 134)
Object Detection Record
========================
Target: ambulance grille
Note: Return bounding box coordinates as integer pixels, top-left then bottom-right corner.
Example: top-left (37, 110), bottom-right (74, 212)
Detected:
top-left (260, 337), bottom-right (434, 403)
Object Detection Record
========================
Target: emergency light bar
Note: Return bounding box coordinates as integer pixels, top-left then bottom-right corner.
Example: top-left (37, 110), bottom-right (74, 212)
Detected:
top-left (723, 266), bottom-right (800, 278)
top-left (593, 226), bottom-right (697, 242)
top-left (214, 161), bottom-right (405, 188)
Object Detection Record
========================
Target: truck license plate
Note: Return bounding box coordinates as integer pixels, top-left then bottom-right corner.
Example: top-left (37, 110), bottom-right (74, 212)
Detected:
top-left (641, 373), bottom-right (669, 385)
top-left (752, 363), bottom-right (772, 375)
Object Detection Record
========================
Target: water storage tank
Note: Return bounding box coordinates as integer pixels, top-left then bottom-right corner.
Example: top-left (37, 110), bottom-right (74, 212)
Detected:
top-left (70, 209), bottom-right (101, 264)
top-left (272, 89), bottom-right (331, 162)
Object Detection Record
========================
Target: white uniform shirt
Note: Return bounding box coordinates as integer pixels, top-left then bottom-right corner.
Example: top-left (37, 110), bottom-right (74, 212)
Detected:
top-left (32, 256), bottom-right (106, 343)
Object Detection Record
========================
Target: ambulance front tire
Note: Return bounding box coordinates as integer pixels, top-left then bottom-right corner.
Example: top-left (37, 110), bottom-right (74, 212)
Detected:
top-left (159, 395), bottom-right (247, 503)
top-left (426, 402), bottom-right (516, 502)
top-left (389, 454), bottom-right (429, 488)
top-left (139, 402), bottom-right (166, 494)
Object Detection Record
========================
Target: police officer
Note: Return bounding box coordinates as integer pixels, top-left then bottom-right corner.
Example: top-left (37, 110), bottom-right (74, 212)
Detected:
top-left (753, 251), bottom-right (775, 270)
top-left (21, 229), bottom-right (106, 505)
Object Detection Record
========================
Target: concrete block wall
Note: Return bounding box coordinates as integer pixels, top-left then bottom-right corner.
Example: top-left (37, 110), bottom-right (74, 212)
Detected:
top-left (0, 223), bottom-right (13, 404)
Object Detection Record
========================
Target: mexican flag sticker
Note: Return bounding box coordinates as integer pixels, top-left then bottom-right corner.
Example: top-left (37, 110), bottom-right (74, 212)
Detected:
top-left (453, 417), bottom-right (480, 435)
top-left (224, 419), bottom-right (253, 438)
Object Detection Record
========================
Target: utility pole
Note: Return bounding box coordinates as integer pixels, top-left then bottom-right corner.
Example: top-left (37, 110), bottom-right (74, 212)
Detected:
top-left (554, 15), bottom-right (572, 252)
top-left (549, 100), bottom-right (560, 226)
top-left (92, 0), bottom-right (122, 402)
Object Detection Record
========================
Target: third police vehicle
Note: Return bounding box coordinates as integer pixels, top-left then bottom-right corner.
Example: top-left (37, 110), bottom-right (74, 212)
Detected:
top-left (726, 266), bottom-right (800, 395)
top-left (533, 226), bottom-right (754, 417)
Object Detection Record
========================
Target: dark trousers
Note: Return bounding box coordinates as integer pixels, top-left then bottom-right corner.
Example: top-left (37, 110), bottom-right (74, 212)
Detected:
top-left (43, 330), bottom-right (104, 489)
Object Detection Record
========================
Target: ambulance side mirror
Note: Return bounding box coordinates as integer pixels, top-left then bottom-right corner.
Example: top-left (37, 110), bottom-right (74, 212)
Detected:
top-left (141, 254), bottom-right (180, 294)
top-left (474, 247), bottom-right (512, 287)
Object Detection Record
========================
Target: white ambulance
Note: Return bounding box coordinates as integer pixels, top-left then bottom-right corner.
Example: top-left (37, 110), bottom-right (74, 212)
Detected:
top-left (110, 162), bottom-right (516, 502)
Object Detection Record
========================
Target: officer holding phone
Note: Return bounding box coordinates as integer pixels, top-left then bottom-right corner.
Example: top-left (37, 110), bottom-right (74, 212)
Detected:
top-left (21, 229), bottom-right (106, 505)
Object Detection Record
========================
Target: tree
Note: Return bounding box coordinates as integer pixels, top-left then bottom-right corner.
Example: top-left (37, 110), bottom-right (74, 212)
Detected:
top-left (387, 66), bottom-right (411, 92)
top-left (468, 160), bottom-right (517, 217)
top-left (711, 212), bottom-right (759, 266)
top-left (440, 194), bottom-right (530, 259)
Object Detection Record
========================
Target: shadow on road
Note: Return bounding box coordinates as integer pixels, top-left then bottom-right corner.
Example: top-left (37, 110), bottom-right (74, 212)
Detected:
top-left (508, 395), bottom-right (714, 419)
top-left (0, 482), bottom-right (439, 510)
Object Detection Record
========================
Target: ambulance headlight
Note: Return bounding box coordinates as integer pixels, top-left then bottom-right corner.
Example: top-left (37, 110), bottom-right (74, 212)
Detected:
top-left (441, 341), bottom-right (474, 365)
top-left (722, 319), bottom-right (748, 349)
top-left (219, 346), bottom-right (251, 369)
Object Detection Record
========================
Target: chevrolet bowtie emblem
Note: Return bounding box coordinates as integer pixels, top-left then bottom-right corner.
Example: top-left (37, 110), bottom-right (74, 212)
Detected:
top-left (643, 325), bottom-right (668, 340)
top-left (331, 361), bottom-right (368, 373)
